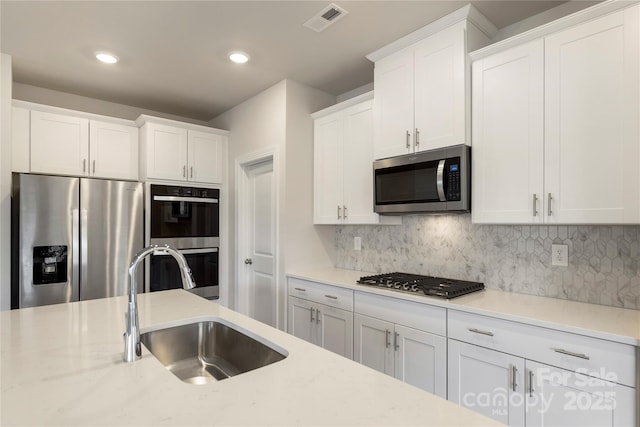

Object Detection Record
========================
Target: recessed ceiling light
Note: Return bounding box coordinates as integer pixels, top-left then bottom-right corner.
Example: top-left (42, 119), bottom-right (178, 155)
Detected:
top-left (95, 52), bottom-right (119, 64)
top-left (229, 51), bottom-right (250, 64)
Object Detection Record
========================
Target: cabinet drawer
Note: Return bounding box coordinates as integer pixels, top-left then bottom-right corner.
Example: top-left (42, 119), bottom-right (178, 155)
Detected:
top-left (448, 310), bottom-right (636, 387)
top-left (287, 278), bottom-right (353, 311)
top-left (355, 291), bottom-right (446, 337)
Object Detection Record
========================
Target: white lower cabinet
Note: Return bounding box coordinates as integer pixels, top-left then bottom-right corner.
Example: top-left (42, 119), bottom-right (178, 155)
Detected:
top-left (354, 292), bottom-right (447, 398)
top-left (447, 310), bottom-right (636, 426)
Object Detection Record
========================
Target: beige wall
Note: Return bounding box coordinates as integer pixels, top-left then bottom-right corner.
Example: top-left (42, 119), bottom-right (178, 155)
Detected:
top-left (13, 83), bottom-right (210, 125)
top-left (210, 79), bottom-right (335, 330)
top-left (1, 54), bottom-right (13, 310)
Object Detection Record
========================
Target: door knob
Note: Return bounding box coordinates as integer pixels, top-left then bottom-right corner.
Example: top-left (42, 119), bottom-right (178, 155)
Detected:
top-left (244, 258), bottom-right (253, 265)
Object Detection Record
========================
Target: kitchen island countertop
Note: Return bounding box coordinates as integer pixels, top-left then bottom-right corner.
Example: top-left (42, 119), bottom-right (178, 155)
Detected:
top-left (0, 290), bottom-right (500, 426)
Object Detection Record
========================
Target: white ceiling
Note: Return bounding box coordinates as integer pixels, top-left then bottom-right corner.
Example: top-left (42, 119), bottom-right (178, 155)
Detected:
top-left (2, 1), bottom-right (577, 121)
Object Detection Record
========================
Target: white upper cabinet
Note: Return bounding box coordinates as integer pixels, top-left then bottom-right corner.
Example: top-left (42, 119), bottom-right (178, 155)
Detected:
top-left (369, 6), bottom-right (496, 160)
top-left (313, 93), bottom-right (399, 225)
top-left (472, 40), bottom-right (544, 224)
top-left (472, 3), bottom-right (640, 224)
top-left (544, 5), bottom-right (640, 224)
top-left (89, 120), bottom-right (138, 180)
top-left (29, 108), bottom-right (138, 180)
top-left (138, 116), bottom-right (228, 185)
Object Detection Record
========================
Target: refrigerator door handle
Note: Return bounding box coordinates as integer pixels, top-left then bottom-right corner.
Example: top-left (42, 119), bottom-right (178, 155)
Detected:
top-left (80, 209), bottom-right (88, 293)
top-left (71, 209), bottom-right (81, 296)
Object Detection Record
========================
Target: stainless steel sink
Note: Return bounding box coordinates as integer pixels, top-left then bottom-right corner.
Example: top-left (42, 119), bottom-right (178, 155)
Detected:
top-left (140, 319), bottom-right (287, 385)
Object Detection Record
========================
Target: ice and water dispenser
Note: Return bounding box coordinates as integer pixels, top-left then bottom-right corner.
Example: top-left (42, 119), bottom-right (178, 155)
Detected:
top-left (32, 246), bottom-right (68, 285)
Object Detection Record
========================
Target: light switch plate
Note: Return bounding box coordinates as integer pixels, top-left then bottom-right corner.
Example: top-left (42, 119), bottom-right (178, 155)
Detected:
top-left (354, 236), bottom-right (362, 251)
top-left (551, 244), bottom-right (568, 267)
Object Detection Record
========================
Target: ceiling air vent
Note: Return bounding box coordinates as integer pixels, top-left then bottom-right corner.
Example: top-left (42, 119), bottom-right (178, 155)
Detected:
top-left (303, 3), bottom-right (348, 33)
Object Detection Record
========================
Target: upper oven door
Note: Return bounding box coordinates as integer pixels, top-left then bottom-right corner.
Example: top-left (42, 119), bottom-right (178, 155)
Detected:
top-left (373, 145), bottom-right (469, 214)
top-left (150, 185), bottom-right (219, 248)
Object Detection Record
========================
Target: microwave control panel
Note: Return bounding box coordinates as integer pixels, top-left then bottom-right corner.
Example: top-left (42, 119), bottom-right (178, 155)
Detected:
top-left (445, 158), bottom-right (461, 201)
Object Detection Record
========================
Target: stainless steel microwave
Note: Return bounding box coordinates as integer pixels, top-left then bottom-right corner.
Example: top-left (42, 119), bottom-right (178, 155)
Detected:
top-left (373, 145), bottom-right (470, 214)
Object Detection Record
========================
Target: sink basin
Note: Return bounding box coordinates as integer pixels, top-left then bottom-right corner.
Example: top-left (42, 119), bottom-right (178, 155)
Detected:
top-left (140, 318), bottom-right (287, 384)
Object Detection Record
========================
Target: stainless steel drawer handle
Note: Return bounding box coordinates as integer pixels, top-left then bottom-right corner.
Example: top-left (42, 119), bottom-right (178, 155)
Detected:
top-left (337, 205), bottom-right (342, 220)
top-left (528, 370), bottom-right (534, 397)
top-left (548, 193), bottom-right (553, 216)
top-left (532, 194), bottom-right (538, 217)
top-left (415, 128), bottom-right (420, 148)
top-left (468, 328), bottom-right (494, 337)
top-left (394, 331), bottom-right (399, 351)
top-left (316, 309), bottom-right (320, 324)
top-left (385, 330), bottom-right (391, 348)
top-left (405, 130), bottom-right (411, 149)
top-left (511, 365), bottom-right (518, 392)
top-left (553, 348), bottom-right (590, 360)
top-left (294, 287), bottom-right (306, 292)
top-left (324, 294), bottom-right (338, 300)
top-left (310, 307), bottom-right (315, 323)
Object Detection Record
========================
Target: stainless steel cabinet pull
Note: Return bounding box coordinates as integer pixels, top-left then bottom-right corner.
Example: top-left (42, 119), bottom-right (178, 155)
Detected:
top-left (528, 370), bottom-right (534, 397)
top-left (511, 365), bottom-right (518, 392)
top-left (83, 159), bottom-right (86, 173)
top-left (190, 166), bottom-right (193, 178)
top-left (405, 130), bottom-right (411, 149)
top-left (316, 309), bottom-right (320, 324)
top-left (324, 294), bottom-right (338, 300)
top-left (294, 287), bottom-right (306, 292)
top-left (553, 348), bottom-right (589, 360)
top-left (310, 308), bottom-right (315, 323)
top-left (468, 328), bottom-right (494, 337)
top-left (244, 258), bottom-right (253, 265)
top-left (92, 160), bottom-right (96, 174)
top-left (415, 128), bottom-right (420, 148)
top-left (394, 332), bottom-right (399, 351)
top-left (385, 330), bottom-right (391, 348)
top-left (343, 205), bottom-right (347, 219)
top-left (183, 165), bottom-right (186, 177)
top-left (337, 205), bottom-right (342, 219)
top-left (533, 194), bottom-right (538, 217)
top-left (548, 193), bottom-right (553, 216)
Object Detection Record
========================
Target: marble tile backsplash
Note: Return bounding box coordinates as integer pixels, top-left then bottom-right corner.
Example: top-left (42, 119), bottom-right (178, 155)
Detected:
top-left (335, 215), bottom-right (640, 310)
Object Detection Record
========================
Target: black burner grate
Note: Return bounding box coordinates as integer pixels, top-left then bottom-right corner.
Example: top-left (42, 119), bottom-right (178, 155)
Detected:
top-left (357, 272), bottom-right (484, 299)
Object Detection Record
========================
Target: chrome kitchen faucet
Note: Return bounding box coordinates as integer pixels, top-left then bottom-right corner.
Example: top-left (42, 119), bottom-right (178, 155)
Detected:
top-left (123, 244), bottom-right (196, 362)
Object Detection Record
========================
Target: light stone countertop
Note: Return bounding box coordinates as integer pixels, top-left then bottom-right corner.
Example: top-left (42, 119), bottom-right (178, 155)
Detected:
top-left (0, 290), bottom-right (501, 426)
top-left (287, 268), bottom-right (640, 346)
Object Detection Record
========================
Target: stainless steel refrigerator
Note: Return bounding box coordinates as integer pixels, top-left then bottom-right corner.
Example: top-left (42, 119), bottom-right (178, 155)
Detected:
top-left (11, 173), bottom-right (143, 308)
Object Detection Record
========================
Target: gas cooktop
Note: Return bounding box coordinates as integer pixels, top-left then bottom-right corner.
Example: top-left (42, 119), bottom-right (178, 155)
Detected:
top-left (357, 272), bottom-right (484, 299)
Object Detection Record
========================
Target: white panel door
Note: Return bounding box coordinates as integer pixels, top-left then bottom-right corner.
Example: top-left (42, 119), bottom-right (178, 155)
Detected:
top-left (545, 6), bottom-right (640, 223)
top-left (287, 297), bottom-right (314, 344)
top-left (30, 111), bottom-right (88, 176)
top-left (525, 361), bottom-right (635, 427)
top-left (316, 304), bottom-right (353, 359)
top-left (246, 159), bottom-right (276, 327)
top-left (394, 324), bottom-right (446, 398)
top-left (313, 112), bottom-right (344, 224)
top-left (373, 49), bottom-right (414, 159)
top-left (414, 25), bottom-right (466, 150)
top-left (89, 120), bottom-right (139, 180)
top-left (188, 130), bottom-right (224, 184)
top-left (145, 123), bottom-right (188, 181)
top-left (472, 39), bottom-right (544, 224)
top-left (448, 339), bottom-right (525, 426)
top-left (354, 314), bottom-right (394, 376)
top-left (342, 99), bottom-right (378, 224)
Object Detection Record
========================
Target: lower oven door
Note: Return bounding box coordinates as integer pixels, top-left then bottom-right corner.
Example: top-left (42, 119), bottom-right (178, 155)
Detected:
top-left (150, 248), bottom-right (219, 299)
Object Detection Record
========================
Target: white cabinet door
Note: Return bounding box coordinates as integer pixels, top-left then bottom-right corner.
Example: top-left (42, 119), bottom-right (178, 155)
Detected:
top-left (526, 361), bottom-right (635, 427)
top-left (30, 111), bottom-right (89, 176)
top-left (188, 130), bottom-right (224, 184)
top-left (414, 25), bottom-right (466, 151)
top-left (544, 6), bottom-right (640, 223)
top-left (316, 304), bottom-right (353, 359)
top-left (448, 339), bottom-right (526, 426)
top-left (89, 120), bottom-right (139, 180)
top-left (287, 297), bottom-right (314, 345)
top-left (342, 99), bottom-right (378, 224)
top-left (472, 39), bottom-right (544, 224)
top-left (394, 324), bottom-right (446, 398)
top-left (143, 123), bottom-right (188, 181)
top-left (354, 314), bottom-right (394, 376)
top-left (313, 112), bottom-right (344, 224)
top-left (12, 106), bottom-right (30, 173)
top-left (373, 49), bottom-right (414, 159)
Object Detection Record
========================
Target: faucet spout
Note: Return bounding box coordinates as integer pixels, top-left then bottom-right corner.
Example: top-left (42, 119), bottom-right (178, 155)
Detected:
top-left (123, 244), bottom-right (196, 362)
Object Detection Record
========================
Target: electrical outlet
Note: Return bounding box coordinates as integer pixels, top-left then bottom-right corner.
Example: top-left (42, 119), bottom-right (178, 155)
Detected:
top-left (551, 244), bottom-right (569, 267)
top-left (354, 236), bottom-right (362, 251)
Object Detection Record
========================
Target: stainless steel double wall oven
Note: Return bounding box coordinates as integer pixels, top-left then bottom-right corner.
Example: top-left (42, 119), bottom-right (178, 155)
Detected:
top-left (148, 184), bottom-right (220, 300)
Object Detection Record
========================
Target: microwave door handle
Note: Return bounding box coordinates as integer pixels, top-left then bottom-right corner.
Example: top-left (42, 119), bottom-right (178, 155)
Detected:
top-left (153, 195), bottom-right (219, 204)
top-left (436, 160), bottom-right (446, 202)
